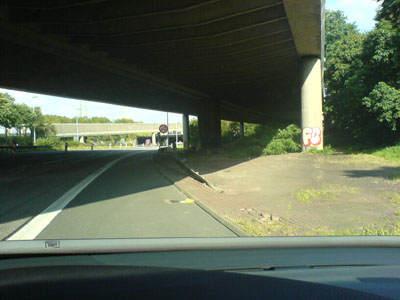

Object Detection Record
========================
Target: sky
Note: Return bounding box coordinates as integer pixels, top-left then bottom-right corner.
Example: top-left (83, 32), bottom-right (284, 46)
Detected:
top-left (0, 0), bottom-right (381, 123)
top-left (326, 0), bottom-right (380, 32)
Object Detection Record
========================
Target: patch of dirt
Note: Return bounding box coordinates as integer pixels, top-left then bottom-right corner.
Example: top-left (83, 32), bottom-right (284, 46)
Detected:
top-left (186, 153), bottom-right (400, 235)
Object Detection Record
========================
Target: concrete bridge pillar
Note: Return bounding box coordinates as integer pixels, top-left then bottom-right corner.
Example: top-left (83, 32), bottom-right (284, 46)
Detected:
top-left (301, 56), bottom-right (323, 151)
top-left (240, 122), bottom-right (244, 138)
top-left (198, 100), bottom-right (221, 149)
top-left (183, 114), bottom-right (190, 149)
top-left (151, 133), bottom-right (157, 146)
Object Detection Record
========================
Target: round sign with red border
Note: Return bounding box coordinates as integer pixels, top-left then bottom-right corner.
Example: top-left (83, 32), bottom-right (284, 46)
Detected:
top-left (159, 124), bottom-right (168, 134)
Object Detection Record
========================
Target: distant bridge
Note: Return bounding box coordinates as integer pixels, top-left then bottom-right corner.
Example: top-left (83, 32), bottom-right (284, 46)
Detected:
top-left (54, 123), bottom-right (183, 138)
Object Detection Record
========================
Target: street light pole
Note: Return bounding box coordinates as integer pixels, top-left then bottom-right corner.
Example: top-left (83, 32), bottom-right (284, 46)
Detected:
top-left (76, 115), bottom-right (79, 142)
top-left (166, 112), bottom-right (169, 148)
top-left (32, 96), bottom-right (37, 145)
top-left (75, 104), bottom-right (81, 142)
top-left (175, 122), bottom-right (178, 144)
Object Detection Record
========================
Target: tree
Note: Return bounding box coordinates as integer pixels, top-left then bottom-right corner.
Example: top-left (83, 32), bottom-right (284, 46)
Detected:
top-left (376, 0), bottom-right (400, 27)
top-left (189, 119), bottom-right (199, 148)
top-left (13, 104), bottom-right (35, 135)
top-left (89, 117), bottom-right (111, 123)
top-left (33, 107), bottom-right (56, 138)
top-left (324, 9), bottom-right (400, 145)
top-left (0, 93), bottom-right (14, 137)
top-left (114, 118), bottom-right (134, 123)
top-left (323, 11), bottom-right (365, 141)
top-left (43, 115), bottom-right (74, 123)
top-left (363, 82), bottom-right (400, 130)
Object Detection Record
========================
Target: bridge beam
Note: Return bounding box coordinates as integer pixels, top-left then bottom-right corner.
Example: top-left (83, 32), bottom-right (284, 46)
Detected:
top-left (301, 56), bottom-right (323, 151)
top-left (198, 100), bottom-right (221, 149)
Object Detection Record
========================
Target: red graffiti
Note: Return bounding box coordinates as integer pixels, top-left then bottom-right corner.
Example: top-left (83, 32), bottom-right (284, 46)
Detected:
top-left (303, 127), bottom-right (322, 147)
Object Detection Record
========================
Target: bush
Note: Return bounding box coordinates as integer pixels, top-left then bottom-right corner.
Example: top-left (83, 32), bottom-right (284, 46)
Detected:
top-left (263, 124), bottom-right (301, 155)
top-left (36, 137), bottom-right (62, 147)
top-left (0, 136), bottom-right (33, 146)
top-left (221, 120), bottom-right (240, 141)
top-left (307, 145), bottom-right (336, 155)
top-left (189, 119), bottom-right (199, 148)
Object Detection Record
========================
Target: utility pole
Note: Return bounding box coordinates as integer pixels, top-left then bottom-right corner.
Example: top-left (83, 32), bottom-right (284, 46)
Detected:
top-left (175, 122), bottom-right (178, 144)
top-left (166, 112), bottom-right (169, 148)
top-left (32, 96), bottom-right (37, 145)
top-left (76, 115), bottom-right (79, 142)
top-left (76, 104), bottom-right (81, 142)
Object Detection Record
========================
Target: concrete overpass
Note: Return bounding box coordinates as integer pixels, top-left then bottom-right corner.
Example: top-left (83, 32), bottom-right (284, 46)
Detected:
top-left (54, 122), bottom-right (183, 144)
top-left (54, 123), bottom-right (183, 137)
top-left (0, 0), bottom-right (325, 150)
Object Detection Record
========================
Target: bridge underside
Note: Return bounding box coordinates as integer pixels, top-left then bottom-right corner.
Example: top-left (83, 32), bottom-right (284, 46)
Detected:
top-left (0, 0), bottom-right (324, 148)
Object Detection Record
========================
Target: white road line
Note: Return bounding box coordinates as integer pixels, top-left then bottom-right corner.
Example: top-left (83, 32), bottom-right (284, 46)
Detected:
top-left (8, 151), bottom-right (143, 241)
top-left (43, 159), bottom-right (63, 165)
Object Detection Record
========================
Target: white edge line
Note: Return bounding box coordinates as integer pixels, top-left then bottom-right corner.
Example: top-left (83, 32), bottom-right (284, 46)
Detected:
top-left (7, 151), bottom-right (142, 241)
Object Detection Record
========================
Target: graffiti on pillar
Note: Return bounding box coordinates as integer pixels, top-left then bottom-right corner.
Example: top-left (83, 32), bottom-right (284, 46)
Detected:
top-left (303, 127), bottom-right (322, 147)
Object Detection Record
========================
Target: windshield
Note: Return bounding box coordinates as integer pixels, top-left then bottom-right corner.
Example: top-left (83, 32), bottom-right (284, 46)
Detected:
top-left (1, 0), bottom-right (400, 243)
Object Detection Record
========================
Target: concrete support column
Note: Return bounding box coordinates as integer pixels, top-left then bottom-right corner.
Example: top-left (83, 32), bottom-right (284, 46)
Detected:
top-left (301, 57), bottom-right (323, 151)
top-left (183, 114), bottom-right (190, 149)
top-left (151, 132), bottom-right (157, 146)
top-left (240, 122), bottom-right (244, 138)
top-left (198, 100), bottom-right (221, 149)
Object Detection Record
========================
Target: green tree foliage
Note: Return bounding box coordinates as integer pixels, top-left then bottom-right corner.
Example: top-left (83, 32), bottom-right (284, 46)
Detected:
top-left (363, 82), bottom-right (400, 130)
top-left (324, 8), bottom-right (400, 145)
top-left (43, 115), bottom-right (74, 123)
top-left (114, 118), bottom-right (134, 123)
top-left (43, 115), bottom-right (112, 124)
top-left (14, 104), bottom-right (35, 135)
top-left (376, 0), bottom-right (400, 27)
top-left (0, 93), bottom-right (15, 136)
top-left (33, 107), bottom-right (56, 138)
top-left (0, 93), bottom-right (55, 141)
top-left (189, 118), bottom-right (199, 148)
top-left (263, 124), bottom-right (301, 155)
top-left (221, 120), bottom-right (240, 141)
top-left (90, 117), bottom-right (111, 123)
top-left (324, 11), bottom-right (366, 141)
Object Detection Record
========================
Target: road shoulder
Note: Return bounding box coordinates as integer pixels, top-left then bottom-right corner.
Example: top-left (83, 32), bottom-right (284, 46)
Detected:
top-left (152, 153), bottom-right (248, 237)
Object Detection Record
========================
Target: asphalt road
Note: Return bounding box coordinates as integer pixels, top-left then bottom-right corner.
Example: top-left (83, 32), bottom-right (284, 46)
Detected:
top-left (0, 149), bottom-right (235, 240)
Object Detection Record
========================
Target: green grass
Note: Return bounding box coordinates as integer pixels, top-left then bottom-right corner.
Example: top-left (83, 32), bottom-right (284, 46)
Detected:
top-left (306, 145), bottom-right (336, 155)
top-left (385, 193), bottom-right (400, 204)
top-left (372, 145), bottom-right (400, 162)
top-left (293, 185), bottom-right (357, 204)
top-left (315, 225), bottom-right (400, 236)
top-left (305, 222), bottom-right (400, 236)
top-left (227, 217), bottom-right (298, 236)
top-left (384, 194), bottom-right (400, 218)
top-left (227, 216), bottom-right (400, 236)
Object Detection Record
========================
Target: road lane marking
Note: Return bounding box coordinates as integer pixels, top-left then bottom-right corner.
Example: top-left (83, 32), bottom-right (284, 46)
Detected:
top-left (182, 198), bottom-right (195, 203)
top-left (7, 151), bottom-right (143, 241)
top-left (43, 159), bottom-right (63, 165)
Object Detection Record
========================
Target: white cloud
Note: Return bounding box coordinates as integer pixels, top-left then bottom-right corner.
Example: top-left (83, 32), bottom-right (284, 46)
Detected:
top-left (326, 0), bottom-right (381, 31)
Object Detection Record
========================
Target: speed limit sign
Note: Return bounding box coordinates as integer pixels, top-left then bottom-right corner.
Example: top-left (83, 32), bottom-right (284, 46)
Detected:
top-left (159, 124), bottom-right (168, 134)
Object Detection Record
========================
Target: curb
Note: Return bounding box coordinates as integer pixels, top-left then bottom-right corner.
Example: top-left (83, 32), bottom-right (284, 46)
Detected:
top-left (158, 151), bottom-right (214, 188)
top-left (151, 154), bottom-right (249, 237)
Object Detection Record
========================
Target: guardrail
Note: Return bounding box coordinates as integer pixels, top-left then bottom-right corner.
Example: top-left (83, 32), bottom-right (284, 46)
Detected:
top-left (0, 145), bottom-right (52, 153)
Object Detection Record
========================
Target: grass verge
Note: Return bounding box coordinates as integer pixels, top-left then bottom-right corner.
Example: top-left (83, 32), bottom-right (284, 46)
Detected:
top-left (227, 217), bottom-right (400, 236)
top-left (292, 185), bottom-right (357, 204)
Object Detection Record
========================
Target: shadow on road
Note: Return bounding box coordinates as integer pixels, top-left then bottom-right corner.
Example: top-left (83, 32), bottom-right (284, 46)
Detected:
top-left (343, 167), bottom-right (400, 180)
top-left (0, 150), bottom-right (175, 239)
